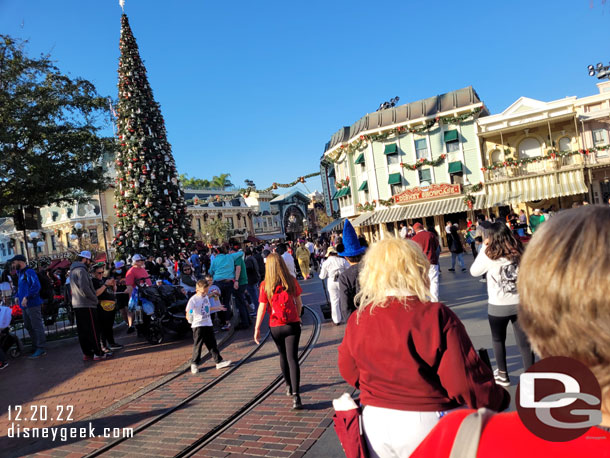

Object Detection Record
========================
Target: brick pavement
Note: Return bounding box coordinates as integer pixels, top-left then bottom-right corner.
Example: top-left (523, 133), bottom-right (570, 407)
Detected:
top-left (0, 322), bottom-right (234, 457)
top-left (193, 308), bottom-right (349, 458)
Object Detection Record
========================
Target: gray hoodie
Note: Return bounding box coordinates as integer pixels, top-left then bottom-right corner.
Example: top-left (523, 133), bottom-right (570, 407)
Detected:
top-left (70, 261), bottom-right (98, 308)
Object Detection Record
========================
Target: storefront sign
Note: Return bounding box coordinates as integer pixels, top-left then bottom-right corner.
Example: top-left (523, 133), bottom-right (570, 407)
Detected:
top-left (394, 183), bottom-right (461, 204)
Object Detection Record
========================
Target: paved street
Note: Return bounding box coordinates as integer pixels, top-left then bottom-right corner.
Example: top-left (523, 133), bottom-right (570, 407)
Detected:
top-left (0, 253), bottom-right (528, 457)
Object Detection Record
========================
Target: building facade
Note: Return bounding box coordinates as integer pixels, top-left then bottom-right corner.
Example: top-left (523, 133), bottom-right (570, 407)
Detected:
top-left (321, 87), bottom-right (488, 244)
top-left (243, 191), bottom-right (284, 241)
top-left (477, 81), bottom-right (610, 216)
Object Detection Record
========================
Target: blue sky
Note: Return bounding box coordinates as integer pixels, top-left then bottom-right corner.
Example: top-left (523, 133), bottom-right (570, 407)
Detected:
top-left (1, 0), bottom-right (609, 194)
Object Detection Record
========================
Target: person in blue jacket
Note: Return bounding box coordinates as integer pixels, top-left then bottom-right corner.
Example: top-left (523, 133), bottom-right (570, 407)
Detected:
top-left (11, 254), bottom-right (47, 358)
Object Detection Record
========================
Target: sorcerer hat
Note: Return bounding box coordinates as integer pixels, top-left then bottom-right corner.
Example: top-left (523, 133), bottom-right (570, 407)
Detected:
top-left (337, 220), bottom-right (366, 257)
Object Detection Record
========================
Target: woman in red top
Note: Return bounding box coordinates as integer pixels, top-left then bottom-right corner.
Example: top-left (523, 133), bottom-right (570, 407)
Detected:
top-left (338, 237), bottom-right (508, 457)
top-left (254, 253), bottom-right (304, 410)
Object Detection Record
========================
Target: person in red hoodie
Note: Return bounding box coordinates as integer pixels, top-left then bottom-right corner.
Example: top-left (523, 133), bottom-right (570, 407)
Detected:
top-left (411, 205), bottom-right (610, 458)
top-left (411, 222), bottom-right (440, 301)
top-left (338, 237), bottom-right (509, 458)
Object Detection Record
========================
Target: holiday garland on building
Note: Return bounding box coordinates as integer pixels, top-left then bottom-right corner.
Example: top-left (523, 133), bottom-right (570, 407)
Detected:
top-left (113, 14), bottom-right (193, 258)
top-left (481, 144), bottom-right (610, 171)
top-left (400, 154), bottom-right (447, 170)
top-left (325, 107), bottom-right (483, 162)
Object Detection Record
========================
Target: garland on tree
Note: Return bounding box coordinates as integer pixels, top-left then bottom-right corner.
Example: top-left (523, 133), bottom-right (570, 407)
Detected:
top-left (400, 154), bottom-right (447, 170)
top-left (481, 145), bottom-right (610, 171)
top-left (112, 14), bottom-right (193, 258)
top-left (325, 107), bottom-right (483, 161)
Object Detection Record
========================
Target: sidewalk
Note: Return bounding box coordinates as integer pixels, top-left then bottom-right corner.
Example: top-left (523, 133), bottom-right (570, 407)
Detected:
top-left (0, 321), bottom-right (231, 454)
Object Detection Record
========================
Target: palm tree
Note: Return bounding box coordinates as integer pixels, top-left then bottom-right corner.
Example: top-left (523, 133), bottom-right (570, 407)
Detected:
top-left (211, 173), bottom-right (232, 189)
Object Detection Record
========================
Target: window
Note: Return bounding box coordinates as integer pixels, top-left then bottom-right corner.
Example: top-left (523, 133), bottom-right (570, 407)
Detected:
top-left (415, 139), bottom-right (428, 159)
top-left (518, 138), bottom-right (541, 159)
top-left (446, 141), bottom-right (460, 153)
top-left (391, 183), bottom-right (402, 195)
top-left (418, 168), bottom-right (432, 184)
top-left (593, 129), bottom-right (608, 146)
top-left (558, 137), bottom-right (572, 152)
top-left (444, 129), bottom-right (460, 153)
top-left (226, 217), bottom-right (234, 229)
top-left (450, 172), bottom-right (463, 185)
top-left (490, 149), bottom-right (504, 164)
top-left (387, 153), bottom-right (400, 166)
top-left (0, 243), bottom-right (5, 257)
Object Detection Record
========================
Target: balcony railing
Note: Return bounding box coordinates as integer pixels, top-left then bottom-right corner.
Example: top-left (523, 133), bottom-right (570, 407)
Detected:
top-left (484, 152), bottom-right (610, 182)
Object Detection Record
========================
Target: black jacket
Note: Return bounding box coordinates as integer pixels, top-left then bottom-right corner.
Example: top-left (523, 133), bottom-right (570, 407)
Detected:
top-left (338, 263), bottom-right (361, 319)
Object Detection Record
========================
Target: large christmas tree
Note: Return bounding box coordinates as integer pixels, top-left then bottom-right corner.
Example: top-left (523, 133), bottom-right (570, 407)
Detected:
top-left (113, 14), bottom-right (192, 258)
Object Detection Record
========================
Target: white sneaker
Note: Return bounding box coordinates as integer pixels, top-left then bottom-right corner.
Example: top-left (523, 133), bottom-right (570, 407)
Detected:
top-left (216, 360), bottom-right (232, 370)
top-left (190, 363), bottom-right (198, 374)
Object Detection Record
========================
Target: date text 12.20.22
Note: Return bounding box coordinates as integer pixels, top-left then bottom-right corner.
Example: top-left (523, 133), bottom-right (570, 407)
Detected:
top-left (7, 405), bottom-right (74, 422)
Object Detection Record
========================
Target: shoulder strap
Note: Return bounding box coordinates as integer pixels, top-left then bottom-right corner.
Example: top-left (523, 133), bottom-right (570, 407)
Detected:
top-left (449, 408), bottom-right (494, 458)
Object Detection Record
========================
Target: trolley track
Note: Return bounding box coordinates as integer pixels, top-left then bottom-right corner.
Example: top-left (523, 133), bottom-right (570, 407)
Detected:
top-left (83, 305), bottom-right (320, 458)
top-left (174, 305), bottom-right (321, 458)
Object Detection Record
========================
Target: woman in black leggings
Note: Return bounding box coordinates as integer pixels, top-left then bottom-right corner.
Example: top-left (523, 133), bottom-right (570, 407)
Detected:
top-left (254, 253), bottom-right (304, 409)
top-left (470, 222), bottom-right (534, 387)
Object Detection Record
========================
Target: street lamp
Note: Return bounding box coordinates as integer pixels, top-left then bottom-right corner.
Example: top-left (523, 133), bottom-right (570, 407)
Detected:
top-left (28, 231), bottom-right (45, 261)
top-left (587, 62), bottom-right (610, 80)
top-left (71, 222), bottom-right (88, 249)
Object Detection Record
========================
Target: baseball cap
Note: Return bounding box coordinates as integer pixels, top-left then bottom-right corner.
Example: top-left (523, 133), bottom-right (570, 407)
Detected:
top-left (132, 254), bottom-right (145, 262)
top-left (78, 251), bottom-right (92, 260)
top-left (114, 260), bottom-right (125, 269)
top-left (412, 222), bottom-right (424, 232)
top-left (9, 254), bottom-right (26, 263)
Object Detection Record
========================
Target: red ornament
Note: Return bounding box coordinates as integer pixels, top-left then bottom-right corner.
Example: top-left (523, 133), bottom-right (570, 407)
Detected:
top-left (467, 200), bottom-right (473, 209)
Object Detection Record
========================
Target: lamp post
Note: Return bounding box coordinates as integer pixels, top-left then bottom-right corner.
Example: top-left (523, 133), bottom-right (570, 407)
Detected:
top-left (27, 231), bottom-right (46, 262)
top-left (71, 222), bottom-right (88, 250)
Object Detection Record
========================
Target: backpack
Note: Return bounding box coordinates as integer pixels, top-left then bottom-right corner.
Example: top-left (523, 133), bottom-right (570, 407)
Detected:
top-left (36, 271), bottom-right (54, 301)
top-left (270, 285), bottom-right (298, 325)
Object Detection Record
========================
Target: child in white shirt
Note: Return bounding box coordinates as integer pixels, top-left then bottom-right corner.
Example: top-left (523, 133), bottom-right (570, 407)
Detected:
top-left (186, 279), bottom-right (232, 373)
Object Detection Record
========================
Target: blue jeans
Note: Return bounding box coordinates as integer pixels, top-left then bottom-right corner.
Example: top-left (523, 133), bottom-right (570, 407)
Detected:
top-left (451, 252), bottom-right (465, 270)
top-left (246, 284), bottom-right (259, 306)
top-left (23, 306), bottom-right (46, 351)
top-left (232, 284), bottom-right (251, 328)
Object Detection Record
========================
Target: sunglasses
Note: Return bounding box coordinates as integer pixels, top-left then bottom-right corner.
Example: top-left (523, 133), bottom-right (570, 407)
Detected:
top-left (95, 271), bottom-right (104, 275)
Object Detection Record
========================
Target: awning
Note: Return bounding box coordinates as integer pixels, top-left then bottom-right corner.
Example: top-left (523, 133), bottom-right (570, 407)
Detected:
top-left (557, 169), bottom-right (588, 196)
top-left (384, 143), bottom-right (398, 155)
top-left (486, 182), bottom-right (511, 207)
top-left (320, 218), bottom-right (345, 233)
top-left (448, 161), bottom-right (463, 173)
top-left (388, 173), bottom-right (401, 185)
top-left (247, 235), bottom-right (262, 244)
top-left (351, 212), bottom-right (375, 227)
top-left (509, 174), bottom-right (560, 204)
top-left (94, 252), bottom-right (107, 263)
top-left (355, 153), bottom-right (365, 165)
top-left (257, 233), bottom-right (286, 241)
top-left (331, 190), bottom-right (340, 200)
top-left (374, 205), bottom-right (408, 224)
top-left (358, 181), bottom-right (368, 191)
top-left (50, 259), bottom-right (70, 270)
top-left (444, 130), bottom-right (459, 143)
top-left (403, 195), bottom-right (487, 220)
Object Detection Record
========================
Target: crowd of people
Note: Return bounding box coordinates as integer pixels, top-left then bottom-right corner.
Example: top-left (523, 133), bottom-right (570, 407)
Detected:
top-left (1, 203), bottom-right (608, 456)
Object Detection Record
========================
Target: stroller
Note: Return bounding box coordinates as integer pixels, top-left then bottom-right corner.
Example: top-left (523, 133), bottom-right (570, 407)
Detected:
top-left (135, 285), bottom-right (190, 344)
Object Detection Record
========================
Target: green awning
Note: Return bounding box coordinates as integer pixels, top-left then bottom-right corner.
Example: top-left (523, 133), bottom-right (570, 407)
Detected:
top-left (444, 130), bottom-right (459, 143)
top-left (388, 173), bottom-right (401, 185)
top-left (343, 187), bottom-right (351, 196)
top-left (331, 190), bottom-right (340, 199)
top-left (354, 153), bottom-right (365, 165)
top-left (448, 161), bottom-right (463, 173)
top-left (384, 143), bottom-right (398, 155)
top-left (358, 181), bottom-right (368, 191)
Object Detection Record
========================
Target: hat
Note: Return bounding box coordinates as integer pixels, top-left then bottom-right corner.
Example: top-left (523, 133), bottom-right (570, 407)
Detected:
top-left (325, 246), bottom-right (337, 257)
top-left (337, 220), bottom-right (366, 257)
top-left (534, 209), bottom-right (541, 213)
top-left (412, 222), bottom-right (424, 232)
top-left (132, 254), bottom-right (145, 262)
top-left (114, 260), bottom-right (125, 269)
top-left (9, 254), bottom-right (26, 263)
top-left (78, 251), bottom-right (92, 260)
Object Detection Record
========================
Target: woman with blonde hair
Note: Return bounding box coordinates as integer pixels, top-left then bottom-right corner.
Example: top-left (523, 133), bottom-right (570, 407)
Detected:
top-left (254, 253), bottom-right (304, 409)
top-left (412, 205), bottom-right (610, 457)
top-left (338, 237), bottom-right (508, 457)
